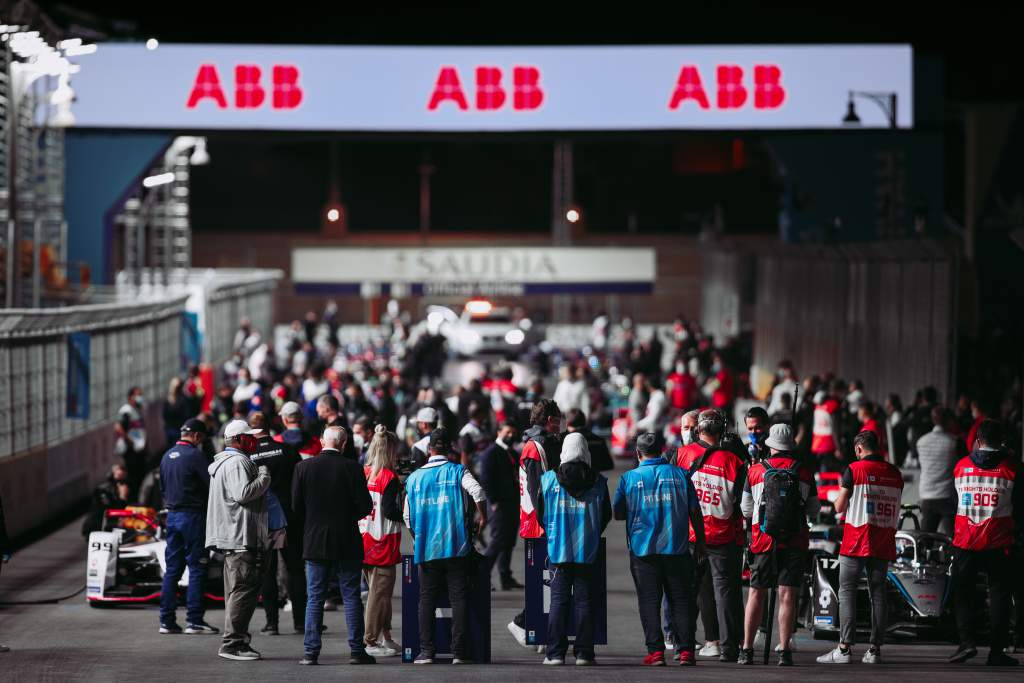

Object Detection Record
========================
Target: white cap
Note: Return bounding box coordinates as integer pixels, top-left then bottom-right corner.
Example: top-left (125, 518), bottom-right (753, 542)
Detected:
top-left (416, 407), bottom-right (438, 424)
top-left (279, 401), bottom-right (302, 418)
top-left (224, 419), bottom-right (256, 440)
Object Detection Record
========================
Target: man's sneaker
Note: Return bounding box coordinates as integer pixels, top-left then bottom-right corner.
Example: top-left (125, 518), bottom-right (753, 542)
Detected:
top-left (502, 578), bottom-right (525, 590)
top-left (575, 657), bottom-right (595, 666)
top-left (737, 648), bottom-right (755, 665)
top-left (778, 649), bottom-right (794, 667)
top-left (664, 633), bottom-right (676, 650)
top-left (775, 635), bottom-right (799, 652)
top-left (817, 646), bottom-right (851, 664)
top-left (698, 641), bottom-right (721, 658)
top-left (542, 657), bottom-right (564, 665)
top-left (507, 621), bottom-right (529, 648)
top-left (863, 647), bottom-right (880, 664)
top-left (986, 651), bottom-right (1020, 667)
top-left (159, 623), bottom-right (182, 635)
top-left (948, 645), bottom-right (978, 664)
top-left (365, 644), bottom-right (398, 657)
top-left (218, 645), bottom-right (261, 661)
top-left (413, 654), bottom-right (434, 664)
top-left (643, 651), bottom-right (666, 666)
top-left (679, 650), bottom-right (696, 666)
top-left (719, 649), bottom-right (739, 663)
top-left (185, 622), bottom-right (219, 635)
top-left (299, 656), bottom-right (318, 665)
top-left (260, 623), bottom-right (279, 636)
top-left (349, 652), bottom-right (377, 665)
top-left (452, 657), bottom-right (472, 664)
top-left (382, 638), bottom-right (401, 653)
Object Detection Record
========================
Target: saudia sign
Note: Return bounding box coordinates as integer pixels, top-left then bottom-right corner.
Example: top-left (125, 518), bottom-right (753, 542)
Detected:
top-left (291, 247), bottom-right (656, 296)
top-left (68, 44), bottom-right (912, 131)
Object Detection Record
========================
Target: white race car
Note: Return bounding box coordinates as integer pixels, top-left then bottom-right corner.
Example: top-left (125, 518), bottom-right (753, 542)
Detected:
top-left (438, 300), bottom-right (535, 358)
top-left (87, 507), bottom-right (224, 606)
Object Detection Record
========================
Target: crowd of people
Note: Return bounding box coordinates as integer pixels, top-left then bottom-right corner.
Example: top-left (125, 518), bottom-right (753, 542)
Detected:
top-left (58, 311), bottom-right (1024, 667)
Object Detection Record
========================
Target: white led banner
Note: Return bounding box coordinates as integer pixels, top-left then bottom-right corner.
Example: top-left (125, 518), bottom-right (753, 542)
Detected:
top-left (68, 44), bottom-right (913, 131)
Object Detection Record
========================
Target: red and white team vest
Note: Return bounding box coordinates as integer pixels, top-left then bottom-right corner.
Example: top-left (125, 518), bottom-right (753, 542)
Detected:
top-left (518, 439), bottom-right (547, 539)
top-left (678, 443), bottom-right (744, 546)
top-left (953, 456), bottom-right (1017, 551)
top-left (840, 458), bottom-right (904, 561)
top-left (359, 467), bottom-right (401, 566)
top-left (747, 456), bottom-right (814, 554)
top-left (811, 399), bottom-right (840, 455)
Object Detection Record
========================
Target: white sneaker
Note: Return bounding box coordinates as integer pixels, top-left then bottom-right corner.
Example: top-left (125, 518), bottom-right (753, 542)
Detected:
top-left (775, 635), bottom-right (798, 652)
top-left (507, 621), bottom-right (529, 648)
top-left (862, 648), bottom-right (880, 664)
top-left (365, 645), bottom-right (398, 658)
top-left (575, 657), bottom-right (595, 666)
top-left (542, 657), bottom-right (564, 665)
top-left (817, 646), bottom-right (851, 664)
top-left (381, 638), bottom-right (401, 653)
top-left (664, 632), bottom-right (676, 650)
top-left (698, 641), bottom-right (721, 658)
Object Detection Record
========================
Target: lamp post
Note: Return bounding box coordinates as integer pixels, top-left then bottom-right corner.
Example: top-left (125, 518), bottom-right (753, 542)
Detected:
top-left (842, 90), bottom-right (898, 129)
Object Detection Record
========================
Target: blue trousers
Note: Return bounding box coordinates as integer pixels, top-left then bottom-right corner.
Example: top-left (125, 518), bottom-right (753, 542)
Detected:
top-left (159, 510), bottom-right (207, 626)
top-left (546, 562), bottom-right (596, 660)
top-left (304, 559), bottom-right (365, 657)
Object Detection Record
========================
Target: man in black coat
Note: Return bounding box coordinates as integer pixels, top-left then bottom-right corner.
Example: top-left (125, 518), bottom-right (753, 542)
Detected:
top-left (478, 422), bottom-right (523, 590)
top-left (565, 410), bottom-right (614, 473)
top-left (248, 413), bottom-right (305, 635)
top-left (292, 426), bottom-right (375, 666)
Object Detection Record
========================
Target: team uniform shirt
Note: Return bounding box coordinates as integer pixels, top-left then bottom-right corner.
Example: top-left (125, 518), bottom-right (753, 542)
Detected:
top-left (519, 428), bottom-right (560, 539)
top-left (953, 453), bottom-right (1018, 551)
top-left (677, 443), bottom-right (746, 546)
top-left (541, 470), bottom-right (609, 565)
top-left (811, 398), bottom-right (841, 455)
top-left (612, 456), bottom-right (699, 557)
top-left (404, 455), bottom-right (485, 563)
top-left (359, 466), bottom-right (402, 566)
top-left (839, 456), bottom-right (904, 560)
top-left (741, 455), bottom-right (820, 553)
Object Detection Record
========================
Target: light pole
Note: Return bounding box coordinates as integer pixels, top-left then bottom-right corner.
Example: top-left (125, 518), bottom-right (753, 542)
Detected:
top-left (842, 90), bottom-right (898, 129)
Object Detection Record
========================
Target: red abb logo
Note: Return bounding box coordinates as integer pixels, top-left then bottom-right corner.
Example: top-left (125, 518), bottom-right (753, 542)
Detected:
top-left (668, 64), bottom-right (785, 110)
top-left (427, 66), bottom-right (544, 111)
top-left (186, 64), bottom-right (303, 109)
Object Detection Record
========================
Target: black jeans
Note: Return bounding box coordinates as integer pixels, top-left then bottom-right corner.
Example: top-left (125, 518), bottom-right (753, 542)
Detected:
top-left (703, 543), bottom-right (743, 654)
top-left (418, 557), bottom-right (470, 658)
top-left (919, 498), bottom-right (956, 536)
top-left (484, 502), bottom-right (518, 584)
top-left (260, 534), bottom-right (307, 630)
top-left (951, 547), bottom-right (1013, 652)
top-left (629, 552), bottom-right (694, 653)
top-left (546, 562), bottom-right (596, 660)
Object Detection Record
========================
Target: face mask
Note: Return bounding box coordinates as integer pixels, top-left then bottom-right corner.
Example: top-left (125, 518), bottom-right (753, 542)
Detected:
top-left (711, 363), bottom-right (722, 374)
top-left (682, 429), bottom-right (694, 446)
top-left (353, 434), bottom-right (365, 450)
top-left (238, 378), bottom-right (249, 387)
top-left (675, 363), bottom-right (686, 375)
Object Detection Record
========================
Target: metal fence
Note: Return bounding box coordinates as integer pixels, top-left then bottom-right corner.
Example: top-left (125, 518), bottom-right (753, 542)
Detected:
top-left (750, 240), bottom-right (958, 405)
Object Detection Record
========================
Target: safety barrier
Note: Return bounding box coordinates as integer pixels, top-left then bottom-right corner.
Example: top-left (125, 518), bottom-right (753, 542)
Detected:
top-left (0, 268), bottom-right (281, 538)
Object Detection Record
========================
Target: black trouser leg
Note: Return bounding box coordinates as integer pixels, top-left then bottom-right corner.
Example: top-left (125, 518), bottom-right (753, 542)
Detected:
top-left (663, 554), bottom-right (695, 653)
top-left (446, 558), bottom-right (470, 659)
top-left (261, 549), bottom-right (279, 626)
top-left (629, 553), bottom-right (666, 653)
top-left (282, 532), bottom-right (306, 630)
top-left (987, 549), bottom-right (1013, 654)
top-left (708, 543), bottom-right (744, 654)
top-left (418, 561), bottom-right (442, 657)
top-left (951, 549), bottom-right (980, 649)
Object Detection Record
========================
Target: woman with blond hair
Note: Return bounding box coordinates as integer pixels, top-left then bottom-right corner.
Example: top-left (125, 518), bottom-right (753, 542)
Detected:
top-left (359, 424), bottom-right (404, 657)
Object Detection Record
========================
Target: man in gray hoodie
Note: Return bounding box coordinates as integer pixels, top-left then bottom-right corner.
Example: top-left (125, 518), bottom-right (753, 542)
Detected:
top-left (206, 419), bottom-right (271, 661)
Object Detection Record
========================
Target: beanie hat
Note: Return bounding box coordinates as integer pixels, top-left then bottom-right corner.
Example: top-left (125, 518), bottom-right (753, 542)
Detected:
top-left (560, 432), bottom-right (591, 467)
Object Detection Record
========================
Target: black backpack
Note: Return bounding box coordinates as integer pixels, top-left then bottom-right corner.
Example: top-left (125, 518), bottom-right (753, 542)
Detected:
top-left (758, 460), bottom-right (804, 540)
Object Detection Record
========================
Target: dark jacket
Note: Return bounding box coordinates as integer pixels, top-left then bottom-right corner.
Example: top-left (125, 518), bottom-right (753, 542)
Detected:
top-left (292, 448), bottom-right (373, 562)
top-left (159, 441), bottom-right (210, 512)
top-left (563, 428), bottom-right (614, 472)
top-left (81, 477), bottom-right (129, 537)
top-left (478, 440), bottom-right (519, 504)
top-left (251, 435), bottom-right (301, 512)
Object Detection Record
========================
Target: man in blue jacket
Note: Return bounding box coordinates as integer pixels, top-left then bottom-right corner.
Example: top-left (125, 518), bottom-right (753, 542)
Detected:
top-left (613, 432), bottom-right (706, 667)
top-left (403, 428), bottom-right (488, 664)
top-left (539, 432), bottom-right (611, 666)
top-left (158, 418), bottom-right (219, 635)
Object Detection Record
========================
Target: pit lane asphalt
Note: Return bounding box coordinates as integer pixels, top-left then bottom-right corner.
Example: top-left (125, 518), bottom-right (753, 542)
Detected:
top-left (2, 463), bottom-right (1017, 681)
